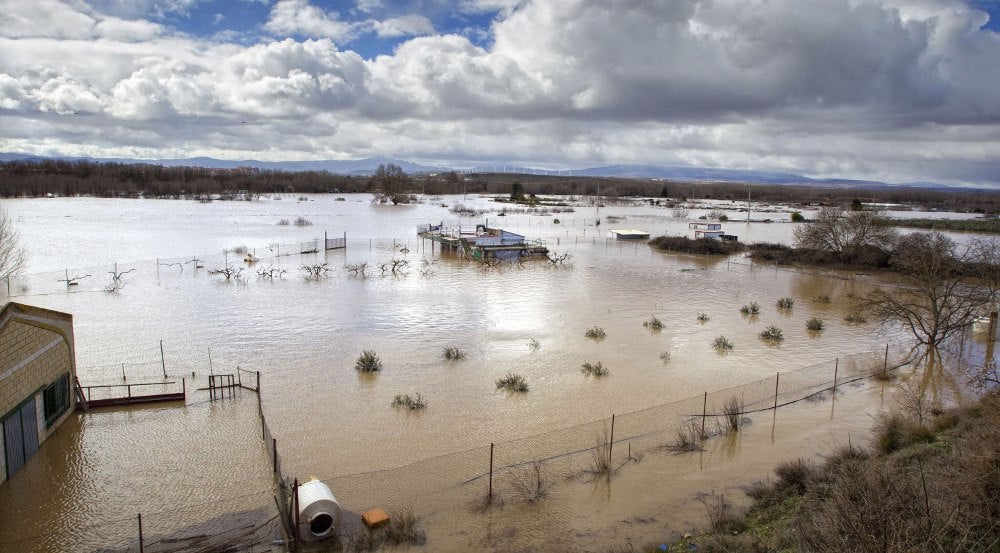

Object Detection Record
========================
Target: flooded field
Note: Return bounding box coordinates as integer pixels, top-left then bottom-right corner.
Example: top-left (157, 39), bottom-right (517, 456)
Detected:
top-left (0, 194), bottom-right (987, 552)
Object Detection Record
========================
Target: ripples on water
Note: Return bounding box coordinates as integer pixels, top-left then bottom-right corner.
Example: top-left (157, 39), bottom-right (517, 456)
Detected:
top-left (0, 194), bottom-right (968, 552)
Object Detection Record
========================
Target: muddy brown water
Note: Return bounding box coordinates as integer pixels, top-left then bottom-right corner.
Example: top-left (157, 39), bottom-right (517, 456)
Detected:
top-left (0, 195), bottom-right (987, 552)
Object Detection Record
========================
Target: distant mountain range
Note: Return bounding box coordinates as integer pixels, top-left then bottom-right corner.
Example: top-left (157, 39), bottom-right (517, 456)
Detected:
top-left (0, 152), bottom-right (963, 190)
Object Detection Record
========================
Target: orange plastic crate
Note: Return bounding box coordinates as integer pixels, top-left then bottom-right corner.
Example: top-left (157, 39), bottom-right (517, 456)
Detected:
top-left (362, 508), bottom-right (390, 528)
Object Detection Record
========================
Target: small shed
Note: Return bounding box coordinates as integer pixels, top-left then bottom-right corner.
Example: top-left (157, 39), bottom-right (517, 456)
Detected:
top-left (609, 229), bottom-right (651, 240)
top-left (0, 303), bottom-right (77, 484)
top-left (695, 230), bottom-right (726, 239)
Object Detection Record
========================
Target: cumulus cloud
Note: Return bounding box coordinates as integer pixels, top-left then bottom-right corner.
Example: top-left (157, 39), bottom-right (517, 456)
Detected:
top-left (0, 0), bottom-right (999, 185)
top-left (264, 0), bottom-right (361, 41)
top-left (371, 14), bottom-right (435, 38)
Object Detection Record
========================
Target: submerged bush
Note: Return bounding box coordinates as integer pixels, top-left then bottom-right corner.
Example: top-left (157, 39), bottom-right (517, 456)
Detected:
top-left (391, 393), bottom-right (427, 410)
top-left (496, 372), bottom-right (529, 392)
top-left (759, 325), bottom-right (784, 342)
top-left (528, 338), bottom-right (540, 350)
top-left (816, 294), bottom-right (832, 303)
top-left (585, 327), bottom-right (607, 340)
top-left (697, 313), bottom-right (711, 324)
top-left (713, 336), bottom-right (734, 352)
top-left (443, 346), bottom-right (466, 360)
top-left (581, 362), bottom-right (610, 377)
top-left (844, 312), bottom-right (867, 324)
top-left (806, 317), bottom-right (824, 331)
top-left (659, 351), bottom-right (672, 363)
top-left (740, 302), bottom-right (761, 316)
top-left (643, 316), bottom-right (664, 331)
top-left (355, 350), bottom-right (382, 372)
top-left (777, 297), bottom-right (795, 310)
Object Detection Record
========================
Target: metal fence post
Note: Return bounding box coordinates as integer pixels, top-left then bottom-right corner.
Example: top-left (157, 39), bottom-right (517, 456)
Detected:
top-left (883, 343), bottom-right (889, 376)
top-left (488, 442), bottom-right (494, 501)
top-left (701, 392), bottom-right (707, 439)
top-left (159, 340), bottom-right (166, 378)
top-left (272, 438), bottom-right (278, 473)
top-left (608, 414), bottom-right (615, 464)
top-left (137, 513), bottom-right (144, 553)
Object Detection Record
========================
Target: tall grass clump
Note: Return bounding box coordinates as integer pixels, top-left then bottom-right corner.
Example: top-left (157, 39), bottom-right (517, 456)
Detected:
top-left (712, 335), bottom-right (734, 353)
top-left (759, 325), bottom-right (784, 343)
top-left (495, 372), bottom-right (529, 392)
top-left (581, 362), bottom-right (610, 377)
top-left (443, 346), bottom-right (466, 360)
top-left (355, 350), bottom-right (382, 372)
top-left (722, 395), bottom-right (745, 433)
top-left (776, 297), bottom-right (795, 310)
top-left (391, 393), bottom-right (427, 410)
top-left (588, 428), bottom-right (613, 477)
top-left (659, 351), bottom-right (672, 363)
top-left (585, 326), bottom-right (607, 340)
top-left (643, 316), bottom-right (664, 331)
top-left (740, 302), bottom-right (761, 316)
top-left (668, 419), bottom-right (706, 452)
top-left (844, 311), bottom-right (867, 324)
top-left (294, 216), bottom-right (313, 226)
top-left (806, 317), bottom-right (824, 331)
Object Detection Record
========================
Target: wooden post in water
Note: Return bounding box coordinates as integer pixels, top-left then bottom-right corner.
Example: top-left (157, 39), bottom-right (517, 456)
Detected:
top-left (488, 442), bottom-right (494, 501)
top-left (272, 438), bottom-right (278, 473)
top-left (701, 392), bottom-right (708, 439)
top-left (159, 340), bottom-right (166, 378)
top-left (773, 373), bottom-right (780, 411)
top-left (608, 414), bottom-right (615, 464)
top-left (122, 363), bottom-right (126, 382)
top-left (137, 513), bottom-right (144, 553)
top-left (883, 343), bottom-right (889, 377)
top-left (293, 478), bottom-right (300, 535)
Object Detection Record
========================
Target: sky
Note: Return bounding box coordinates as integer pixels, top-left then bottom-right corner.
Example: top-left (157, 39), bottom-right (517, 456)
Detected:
top-left (1, 0), bottom-right (1000, 186)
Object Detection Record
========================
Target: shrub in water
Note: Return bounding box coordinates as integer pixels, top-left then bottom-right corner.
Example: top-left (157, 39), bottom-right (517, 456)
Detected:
top-left (581, 362), bottom-right (610, 377)
top-left (496, 372), bottom-right (529, 392)
top-left (585, 327), bottom-right (607, 339)
top-left (777, 297), bottom-right (795, 310)
top-left (806, 317), bottom-right (824, 331)
top-left (392, 393), bottom-right (427, 410)
top-left (443, 346), bottom-right (466, 360)
top-left (759, 325), bottom-right (784, 342)
top-left (713, 336), bottom-right (734, 352)
top-left (697, 313), bottom-right (710, 324)
top-left (740, 302), bottom-right (761, 316)
top-left (643, 316), bottom-right (664, 331)
top-left (355, 350), bottom-right (382, 372)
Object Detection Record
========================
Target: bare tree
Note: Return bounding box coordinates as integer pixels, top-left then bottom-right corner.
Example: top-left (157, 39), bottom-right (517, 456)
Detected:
top-left (345, 262), bottom-right (368, 278)
top-left (372, 164), bottom-right (415, 205)
top-left (301, 263), bottom-right (330, 279)
top-left (0, 208), bottom-right (26, 279)
top-left (794, 207), bottom-right (898, 258)
top-left (209, 266), bottom-right (243, 280)
top-left (863, 233), bottom-right (988, 348)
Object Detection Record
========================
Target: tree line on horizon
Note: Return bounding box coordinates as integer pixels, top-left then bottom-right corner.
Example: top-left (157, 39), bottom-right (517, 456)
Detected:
top-left (0, 158), bottom-right (998, 213)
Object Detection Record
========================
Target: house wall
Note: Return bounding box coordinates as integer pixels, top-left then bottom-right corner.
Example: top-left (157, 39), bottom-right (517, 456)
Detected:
top-left (0, 304), bottom-right (76, 485)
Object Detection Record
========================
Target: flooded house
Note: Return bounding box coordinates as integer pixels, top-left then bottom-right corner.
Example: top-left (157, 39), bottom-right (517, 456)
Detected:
top-left (418, 223), bottom-right (548, 259)
top-left (0, 302), bottom-right (77, 484)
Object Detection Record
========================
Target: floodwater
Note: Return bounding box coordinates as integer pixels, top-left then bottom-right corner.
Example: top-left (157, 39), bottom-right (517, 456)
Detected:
top-left (0, 194), bottom-right (987, 552)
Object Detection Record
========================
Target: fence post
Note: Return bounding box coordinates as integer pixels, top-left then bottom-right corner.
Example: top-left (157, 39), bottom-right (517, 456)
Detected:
top-left (832, 358), bottom-right (839, 396)
top-left (701, 392), bottom-right (707, 439)
top-left (159, 340), bottom-right (167, 378)
top-left (883, 343), bottom-right (889, 376)
top-left (293, 478), bottom-right (300, 537)
top-left (138, 513), bottom-right (144, 553)
top-left (488, 442), bottom-right (494, 501)
top-left (608, 414), bottom-right (615, 464)
top-left (773, 372), bottom-right (780, 411)
top-left (272, 438), bottom-right (278, 473)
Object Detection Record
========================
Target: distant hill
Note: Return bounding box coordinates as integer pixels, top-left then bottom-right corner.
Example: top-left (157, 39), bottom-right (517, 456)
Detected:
top-left (0, 152), bottom-right (963, 190)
